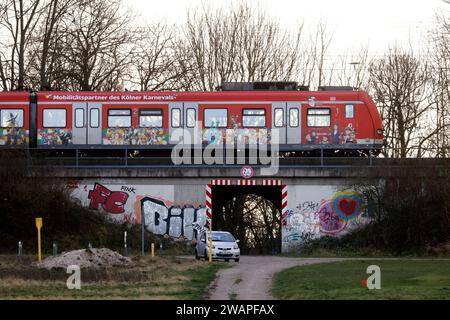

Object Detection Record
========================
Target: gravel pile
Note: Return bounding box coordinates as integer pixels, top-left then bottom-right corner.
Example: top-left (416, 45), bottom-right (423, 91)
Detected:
top-left (35, 248), bottom-right (132, 270)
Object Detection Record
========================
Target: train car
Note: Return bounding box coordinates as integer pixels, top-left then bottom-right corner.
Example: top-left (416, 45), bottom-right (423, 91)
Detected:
top-left (0, 91), bottom-right (31, 147)
top-left (35, 86), bottom-right (384, 153)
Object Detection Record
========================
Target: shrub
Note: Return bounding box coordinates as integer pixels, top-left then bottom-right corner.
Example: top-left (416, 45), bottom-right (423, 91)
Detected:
top-left (0, 150), bottom-right (165, 254)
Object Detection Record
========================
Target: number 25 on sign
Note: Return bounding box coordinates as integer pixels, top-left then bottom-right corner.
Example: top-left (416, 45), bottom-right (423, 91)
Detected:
top-left (35, 217), bottom-right (43, 262)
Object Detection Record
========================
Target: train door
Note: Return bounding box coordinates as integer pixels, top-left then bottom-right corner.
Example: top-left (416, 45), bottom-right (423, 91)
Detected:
top-left (87, 103), bottom-right (102, 144)
top-left (72, 102), bottom-right (102, 145)
top-left (184, 102), bottom-right (199, 145)
top-left (286, 102), bottom-right (301, 144)
top-left (272, 102), bottom-right (286, 144)
top-left (72, 103), bottom-right (86, 145)
top-left (169, 102), bottom-right (183, 144)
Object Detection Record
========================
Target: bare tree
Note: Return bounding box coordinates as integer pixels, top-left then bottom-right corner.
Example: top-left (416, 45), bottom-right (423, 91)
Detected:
top-left (312, 20), bottom-right (333, 88)
top-left (23, 0), bottom-right (79, 90)
top-left (429, 14), bottom-right (450, 157)
top-left (175, 3), bottom-right (314, 91)
top-left (174, 4), bottom-right (241, 91)
top-left (36, 0), bottom-right (75, 90)
top-left (233, 4), bottom-right (302, 83)
top-left (0, 0), bottom-right (337, 92)
top-left (0, 0), bottom-right (43, 90)
top-left (56, 0), bottom-right (134, 91)
top-left (217, 194), bottom-right (280, 254)
top-left (332, 45), bottom-right (370, 88)
top-left (368, 47), bottom-right (436, 158)
top-left (130, 23), bottom-right (181, 91)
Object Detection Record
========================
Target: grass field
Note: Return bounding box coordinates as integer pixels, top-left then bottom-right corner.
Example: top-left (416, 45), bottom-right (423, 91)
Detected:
top-left (271, 259), bottom-right (450, 300)
top-left (0, 255), bottom-right (224, 299)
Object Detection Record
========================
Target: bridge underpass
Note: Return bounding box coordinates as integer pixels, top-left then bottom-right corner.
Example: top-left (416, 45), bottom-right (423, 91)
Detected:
top-left (211, 184), bottom-right (283, 255)
top-left (30, 159), bottom-right (450, 253)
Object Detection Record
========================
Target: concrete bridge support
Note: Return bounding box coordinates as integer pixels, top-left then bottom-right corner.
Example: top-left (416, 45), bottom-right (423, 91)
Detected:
top-left (35, 161), bottom-right (449, 252)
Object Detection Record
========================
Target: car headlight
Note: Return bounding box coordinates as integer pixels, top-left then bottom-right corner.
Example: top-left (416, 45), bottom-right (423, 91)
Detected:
top-left (233, 245), bottom-right (239, 249)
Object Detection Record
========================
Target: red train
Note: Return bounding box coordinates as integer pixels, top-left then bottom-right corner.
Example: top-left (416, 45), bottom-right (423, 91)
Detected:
top-left (0, 84), bottom-right (384, 154)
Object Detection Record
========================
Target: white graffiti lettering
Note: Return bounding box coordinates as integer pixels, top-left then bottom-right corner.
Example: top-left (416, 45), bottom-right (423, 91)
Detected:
top-left (141, 197), bottom-right (206, 240)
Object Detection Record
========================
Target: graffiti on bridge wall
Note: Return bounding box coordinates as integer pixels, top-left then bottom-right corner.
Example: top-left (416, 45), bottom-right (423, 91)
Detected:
top-left (282, 209), bottom-right (319, 245)
top-left (139, 196), bottom-right (206, 240)
top-left (88, 183), bottom-right (130, 214)
top-left (282, 189), bottom-right (368, 249)
top-left (72, 182), bottom-right (370, 250)
top-left (71, 182), bottom-right (206, 241)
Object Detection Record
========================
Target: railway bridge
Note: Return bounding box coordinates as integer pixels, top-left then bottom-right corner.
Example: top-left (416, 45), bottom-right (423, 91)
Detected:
top-left (30, 157), bottom-right (450, 253)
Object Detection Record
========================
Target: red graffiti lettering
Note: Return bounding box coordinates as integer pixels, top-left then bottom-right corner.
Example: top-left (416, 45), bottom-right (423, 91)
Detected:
top-left (88, 183), bottom-right (129, 214)
top-left (123, 212), bottom-right (133, 224)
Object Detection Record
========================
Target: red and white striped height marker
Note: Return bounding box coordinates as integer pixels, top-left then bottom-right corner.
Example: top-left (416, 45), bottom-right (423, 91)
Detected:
top-left (281, 184), bottom-right (288, 216)
top-left (236, 180), bottom-right (257, 186)
top-left (262, 179), bottom-right (282, 186)
top-left (205, 184), bottom-right (212, 228)
top-left (211, 179), bottom-right (232, 186)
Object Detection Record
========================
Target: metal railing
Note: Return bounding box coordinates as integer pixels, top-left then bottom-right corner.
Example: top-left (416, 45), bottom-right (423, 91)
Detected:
top-left (5, 147), bottom-right (446, 168)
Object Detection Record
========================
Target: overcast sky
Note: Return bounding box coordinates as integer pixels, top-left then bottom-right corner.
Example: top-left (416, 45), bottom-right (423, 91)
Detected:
top-left (126, 0), bottom-right (450, 56)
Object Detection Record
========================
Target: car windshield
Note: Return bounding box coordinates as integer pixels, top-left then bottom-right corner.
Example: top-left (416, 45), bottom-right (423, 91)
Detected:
top-left (211, 233), bottom-right (235, 242)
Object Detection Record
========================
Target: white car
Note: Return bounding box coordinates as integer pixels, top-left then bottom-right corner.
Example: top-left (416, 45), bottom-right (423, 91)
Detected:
top-left (195, 231), bottom-right (240, 262)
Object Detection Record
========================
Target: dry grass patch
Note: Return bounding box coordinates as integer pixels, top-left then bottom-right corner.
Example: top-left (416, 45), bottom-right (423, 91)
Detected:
top-left (0, 254), bottom-right (226, 300)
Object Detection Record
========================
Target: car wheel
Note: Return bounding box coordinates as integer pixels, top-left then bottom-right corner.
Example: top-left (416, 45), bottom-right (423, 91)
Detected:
top-left (195, 249), bottom-right (200, 260)
top-left (234, 259), bottom-right (239, 262)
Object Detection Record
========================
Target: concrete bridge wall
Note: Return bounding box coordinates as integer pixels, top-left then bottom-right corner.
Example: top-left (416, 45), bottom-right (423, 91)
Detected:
top-left (64, 175), bottom-right (368, 253)
top-left (34, 161), bottom-right (449, 253)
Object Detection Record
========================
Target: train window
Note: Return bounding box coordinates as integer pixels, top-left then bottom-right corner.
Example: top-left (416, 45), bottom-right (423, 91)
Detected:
top-left (242, 109), bottom-right (266, 127)
top-left (186, 108), bottom-right (196, 128)
top-left (90, 108), bottom-right (100, 128)
top-left (1, 109), bottom-right (23, 127)
top-left (289, 108), bottom-right (299, 127)
top-left (345, 104), bottom-right (354, 118)
top-left (43, 109), bottom-right (66, 127)
top-left (204, 108), bottom-right (227, 127)
top-left (274, 108), bottom-right (284, 127)
top-left (171, 108), bottom-right (181, 127)
top-left (307, 108), bottom-right (330, 127)
top-left (107, 109), bottom-right (131, 127)
top-left (140, 109), bottom-right (163, 127)
top-left (75, 109), bottom-right (84, 128)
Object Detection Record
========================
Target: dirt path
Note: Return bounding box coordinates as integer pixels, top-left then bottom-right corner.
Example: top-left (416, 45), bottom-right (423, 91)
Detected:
top-left (207, 256), bottom-right (345, 300)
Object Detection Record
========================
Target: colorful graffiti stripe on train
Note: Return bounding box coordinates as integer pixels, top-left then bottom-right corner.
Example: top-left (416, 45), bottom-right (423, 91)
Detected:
top-left (103, 128), bottom-right (169, 145)
top-left (202, 128), bottom-right (272, 145)
top-left (37, 129), bottom-right (72, 145)
top-left (0, 128), bottom-right (29, 145)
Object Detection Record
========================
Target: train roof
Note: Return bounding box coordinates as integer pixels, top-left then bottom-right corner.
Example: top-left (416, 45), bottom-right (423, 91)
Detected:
top-left (0, 91), bottom-right (31, 102)
top-left (36, 90), bottom-right (372, 103)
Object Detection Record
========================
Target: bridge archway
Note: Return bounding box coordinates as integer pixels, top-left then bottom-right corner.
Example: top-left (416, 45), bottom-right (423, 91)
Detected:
top-left (206, 180), bottom-right (286, 254)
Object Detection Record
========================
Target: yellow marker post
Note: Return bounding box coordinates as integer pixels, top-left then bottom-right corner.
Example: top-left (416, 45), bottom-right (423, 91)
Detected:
top-left (209, 219), bottom-right (213, 263)
top-left (35, 218), bottom-right (43, 262)
top-left (151, 243), bottom-right (155, 257)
